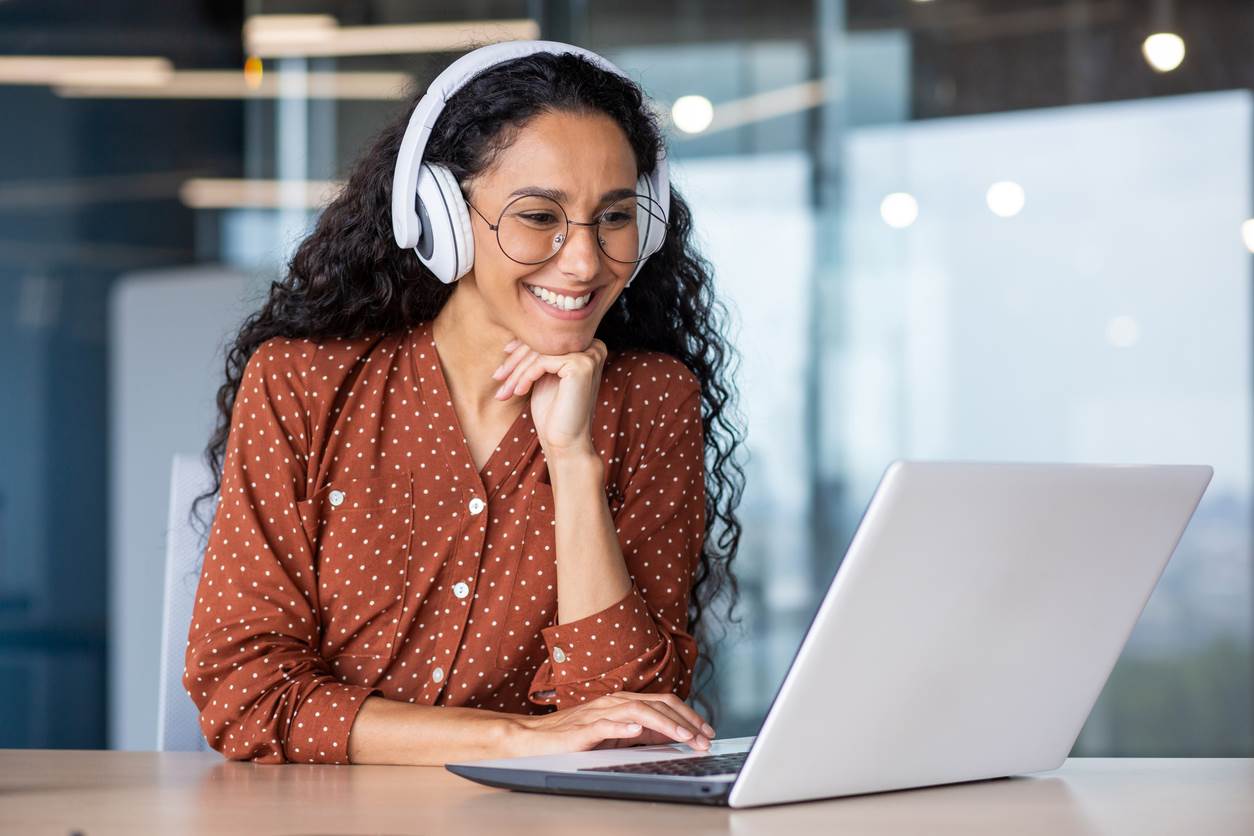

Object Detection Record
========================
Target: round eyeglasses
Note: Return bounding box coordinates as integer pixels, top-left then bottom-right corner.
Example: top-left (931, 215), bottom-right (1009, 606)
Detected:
top-left (466, 192), bottom-right (667, 266)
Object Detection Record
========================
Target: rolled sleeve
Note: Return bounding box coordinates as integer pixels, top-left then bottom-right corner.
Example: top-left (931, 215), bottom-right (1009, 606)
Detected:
top-left (530, 585), bottom-right (662, 698)
top-left (286, 680), bottom-right (380, 764)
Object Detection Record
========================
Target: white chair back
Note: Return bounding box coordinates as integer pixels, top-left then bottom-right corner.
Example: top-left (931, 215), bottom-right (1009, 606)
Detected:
top-left (157, 453), bottom-right (217, 752)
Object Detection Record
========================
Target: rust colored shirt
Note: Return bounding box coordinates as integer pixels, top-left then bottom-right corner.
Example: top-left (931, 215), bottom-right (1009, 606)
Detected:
top-left (183, 319), bottom-right (705, 763)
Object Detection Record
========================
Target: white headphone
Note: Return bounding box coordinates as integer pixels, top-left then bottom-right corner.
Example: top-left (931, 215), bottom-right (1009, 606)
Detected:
top-left (391, 39), bottom-right (670, 287)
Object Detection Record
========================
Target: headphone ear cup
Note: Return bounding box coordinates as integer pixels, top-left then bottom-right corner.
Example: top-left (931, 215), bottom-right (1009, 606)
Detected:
top-left (413, 163), bottom-right (475, 283)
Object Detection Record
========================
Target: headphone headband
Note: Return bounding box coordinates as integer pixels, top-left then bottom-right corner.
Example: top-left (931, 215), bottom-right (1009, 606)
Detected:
top-left (391, 40), bottom-right (670, 285)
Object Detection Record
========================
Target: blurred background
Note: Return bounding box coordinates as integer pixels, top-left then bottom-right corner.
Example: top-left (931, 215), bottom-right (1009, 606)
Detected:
top-left (0, 0), bottom-right (1249, 756)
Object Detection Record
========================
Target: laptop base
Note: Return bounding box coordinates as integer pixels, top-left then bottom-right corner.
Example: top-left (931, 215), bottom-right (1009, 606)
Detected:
top-left (445, 763), bottom-right (734, 805)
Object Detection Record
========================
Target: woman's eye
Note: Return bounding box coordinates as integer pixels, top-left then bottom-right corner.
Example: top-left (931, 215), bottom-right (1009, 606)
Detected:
top-left (518, 212), bottom-right (558, 225)
top-left (601, 211), bottom-right (633, 224)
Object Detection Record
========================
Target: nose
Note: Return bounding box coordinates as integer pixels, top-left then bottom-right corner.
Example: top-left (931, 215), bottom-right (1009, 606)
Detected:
top-left (552, 221), bottom-right (602, 281)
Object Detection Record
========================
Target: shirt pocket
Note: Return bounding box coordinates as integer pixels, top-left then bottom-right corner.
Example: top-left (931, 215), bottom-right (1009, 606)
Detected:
top-left (298, 471), bottom-right (416, 662)
top-left (494, 480), bottom-right (558, 672)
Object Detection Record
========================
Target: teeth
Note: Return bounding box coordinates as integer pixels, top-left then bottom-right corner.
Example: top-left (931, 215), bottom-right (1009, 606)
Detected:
top-left (527, 285), bottom-right (592, 311)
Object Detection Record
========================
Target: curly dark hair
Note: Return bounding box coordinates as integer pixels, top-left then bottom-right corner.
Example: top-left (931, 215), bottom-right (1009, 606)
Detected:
top-left (191, 49), bottom-right (745, 719)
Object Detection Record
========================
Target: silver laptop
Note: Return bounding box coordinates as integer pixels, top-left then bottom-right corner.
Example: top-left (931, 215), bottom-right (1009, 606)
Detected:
top-left (446, 460), bottom-right (1213, 808)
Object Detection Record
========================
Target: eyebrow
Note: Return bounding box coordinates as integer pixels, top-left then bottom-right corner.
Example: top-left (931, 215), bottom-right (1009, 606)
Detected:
top-left (507, 185), bottom-right (636, 204)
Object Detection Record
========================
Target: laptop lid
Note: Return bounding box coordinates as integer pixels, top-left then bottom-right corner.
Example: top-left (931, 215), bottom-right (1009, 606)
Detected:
top-left (726, 460), bottom-right (1212, 807)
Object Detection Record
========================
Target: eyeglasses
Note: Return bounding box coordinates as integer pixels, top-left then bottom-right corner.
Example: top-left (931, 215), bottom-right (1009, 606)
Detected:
top-left (465, 192), bottom-right (667, 266)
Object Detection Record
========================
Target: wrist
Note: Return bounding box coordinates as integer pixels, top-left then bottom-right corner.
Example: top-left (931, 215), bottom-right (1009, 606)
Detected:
top-left (546, 444), bottom-right (602, 474)
top-left (498, 713), bottom-right (533, 758)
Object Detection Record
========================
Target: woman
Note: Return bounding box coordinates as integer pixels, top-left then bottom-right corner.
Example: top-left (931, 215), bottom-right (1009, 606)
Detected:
top-left (184, 42), bottom-right (743, 767)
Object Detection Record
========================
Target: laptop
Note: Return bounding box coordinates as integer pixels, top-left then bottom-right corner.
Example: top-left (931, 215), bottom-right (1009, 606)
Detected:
top-left (446, 460), bottom-right (1213, 808)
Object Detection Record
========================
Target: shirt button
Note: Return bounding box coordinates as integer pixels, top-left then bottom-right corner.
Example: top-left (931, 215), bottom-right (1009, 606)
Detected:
top-left (468, 497), bottom-right (485, 515)
top-left (432, 666), bottom-right (444, 683)
top-left (452, 582), bottom-right (470, 599)
top-left (328, 489), bottom-right (345, 508)
top-left (552, 647), bottom-right (567, 664)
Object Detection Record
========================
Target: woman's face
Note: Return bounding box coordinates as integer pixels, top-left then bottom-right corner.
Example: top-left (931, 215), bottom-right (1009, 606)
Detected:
top-left (460, 109), bottom-right (640, 356)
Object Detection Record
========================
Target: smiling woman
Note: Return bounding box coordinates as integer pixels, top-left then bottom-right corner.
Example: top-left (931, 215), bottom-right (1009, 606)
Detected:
top-left (184, 41), bottom-right (745, 767)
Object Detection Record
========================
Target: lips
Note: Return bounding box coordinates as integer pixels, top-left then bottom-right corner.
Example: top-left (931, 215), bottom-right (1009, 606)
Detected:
top-left (524, 283), bottom-right (596, 311)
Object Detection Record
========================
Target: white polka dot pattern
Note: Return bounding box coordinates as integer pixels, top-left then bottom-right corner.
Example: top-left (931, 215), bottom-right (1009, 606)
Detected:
top-left (182, 320), bottom-right (705, 763)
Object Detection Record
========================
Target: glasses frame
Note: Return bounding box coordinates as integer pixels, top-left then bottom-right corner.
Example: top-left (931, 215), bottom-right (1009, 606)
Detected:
top-left (465, 191), bottom-right (667, 266)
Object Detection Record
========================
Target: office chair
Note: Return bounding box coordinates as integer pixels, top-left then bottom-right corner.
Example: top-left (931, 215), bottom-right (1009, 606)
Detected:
top-left (157, 453), bottom-right (217, 752)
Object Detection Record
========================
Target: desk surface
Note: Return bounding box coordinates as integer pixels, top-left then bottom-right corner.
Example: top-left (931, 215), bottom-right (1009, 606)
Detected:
top-left (1, 750), bottom-right (1250, 835)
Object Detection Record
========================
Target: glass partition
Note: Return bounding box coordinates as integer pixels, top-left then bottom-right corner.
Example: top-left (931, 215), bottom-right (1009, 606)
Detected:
top-left (1, 0), bottom-right (1248, 755)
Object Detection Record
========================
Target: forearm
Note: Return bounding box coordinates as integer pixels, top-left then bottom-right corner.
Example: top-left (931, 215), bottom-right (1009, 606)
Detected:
top-left (549, 450), bottom-right (631, 624)
top-left (347, 695), bottom-right (517, 765)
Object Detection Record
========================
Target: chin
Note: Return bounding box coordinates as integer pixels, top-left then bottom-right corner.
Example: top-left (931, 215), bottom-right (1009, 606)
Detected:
top-left (526, 328), bottom-right (598, 356)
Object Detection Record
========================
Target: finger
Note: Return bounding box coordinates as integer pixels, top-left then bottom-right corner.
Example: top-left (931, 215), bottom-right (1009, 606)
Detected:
top-left (627, 691), bottom-right (717, 736)
top-left (642, 701), bottom-right (712, 747)
top-left (504, 352), bottom-right (558, 399)
top-left (634, 700), bottom-right (711, 747)
top-left (496, 352), bottom-right (542, 400)
top-left (596, 726), bottom-right (672, 749)
top-left (493, 342), bottom-right (533, 381)
top-left (589, 346), bottom-right (606, 401)
top-left (586, 350), bottom-right (606, 396)
top-left (626, 727), bottom-right (675, 747)
top-left (599, 702), bottom-right (710, 750)
top-left (553, 354), bottom-right (597, 388)
top-left (512, 356), bottom-right (555, 397)
top-left (578, 719), bottom-right (642, 750)
top-left (510, 352), bottom-right (575, 398)
top-left (625, 692), bottom-right (715, 738)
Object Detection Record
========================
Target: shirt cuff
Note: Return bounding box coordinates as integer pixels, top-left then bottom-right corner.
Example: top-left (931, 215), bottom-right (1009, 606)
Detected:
top-left (286, 680), bottom-right (380, 764)
top-left (538, 584), bottom-right (662, 686)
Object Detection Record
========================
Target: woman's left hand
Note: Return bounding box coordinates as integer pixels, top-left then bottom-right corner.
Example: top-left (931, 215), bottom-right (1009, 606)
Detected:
top-left (492, 337), bottom-right (607, 458)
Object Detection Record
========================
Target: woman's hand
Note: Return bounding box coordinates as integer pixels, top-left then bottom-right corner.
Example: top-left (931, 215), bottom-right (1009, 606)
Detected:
top-left (492, 337), bottom-right (607, 458)
top-left (502, 692), bottom-right (717, 759)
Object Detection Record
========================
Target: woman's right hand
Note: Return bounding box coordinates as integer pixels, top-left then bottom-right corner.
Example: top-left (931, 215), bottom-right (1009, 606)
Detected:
top-left (502, 692), bottom-right (716, 758)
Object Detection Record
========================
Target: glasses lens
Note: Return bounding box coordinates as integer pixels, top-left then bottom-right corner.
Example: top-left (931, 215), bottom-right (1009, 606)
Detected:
top-left (497, 195), bottom-right (567, 264)
top-left (598, 194), bottom-right (667, 264)
top-left (493, 193), bottom-right (668, 265)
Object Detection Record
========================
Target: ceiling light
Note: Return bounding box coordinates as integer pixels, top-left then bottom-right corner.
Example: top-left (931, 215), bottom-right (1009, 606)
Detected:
top-left (1142, 32), bottom-right (1185, 72)
top-left (0, 55), bottom-right (172, 86)
top-left (880, 193), bottom-right (919, 229)
top-left (244, 15), bottom-right (540, 58)
top-left (671, 95), bottom-right (714, 134)
top-left (986, 181), bottom-right (1025, 218)
top-left (55, 70), bottom-right (412, 100)
top-left (179, 178), bottom-right (344, 210)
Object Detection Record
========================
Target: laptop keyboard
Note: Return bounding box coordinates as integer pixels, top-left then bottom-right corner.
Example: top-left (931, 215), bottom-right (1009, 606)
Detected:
top-left (580, 751), bottom-right (747, 777)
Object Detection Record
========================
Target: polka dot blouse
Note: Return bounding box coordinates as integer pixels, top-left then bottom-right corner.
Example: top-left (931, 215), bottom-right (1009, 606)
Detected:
top-left (183, 319), bottom-right (706, 764)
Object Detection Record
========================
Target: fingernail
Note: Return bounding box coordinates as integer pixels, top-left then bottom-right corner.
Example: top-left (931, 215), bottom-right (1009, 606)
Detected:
top-left (676, 727), bottom-right (692, 739)
top-left (627, 723), bottom-right (641, 732)
top-left (702, 724), bottom-right (715, 737)
top-left (504, 339), bottom-right (518, 351)
top-left (491, 365), bottom-right (503, 379)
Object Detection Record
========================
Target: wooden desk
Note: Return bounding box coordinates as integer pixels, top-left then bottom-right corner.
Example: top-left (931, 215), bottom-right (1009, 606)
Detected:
top-left (0, 750), bottom-right (1250, 835)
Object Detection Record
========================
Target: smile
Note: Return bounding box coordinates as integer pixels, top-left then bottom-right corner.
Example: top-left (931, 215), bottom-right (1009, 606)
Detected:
top-left (524, 284), bottom-right (596, 311)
